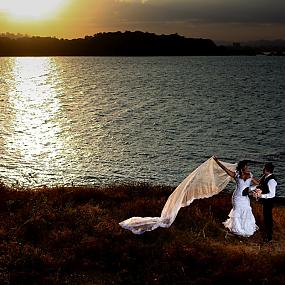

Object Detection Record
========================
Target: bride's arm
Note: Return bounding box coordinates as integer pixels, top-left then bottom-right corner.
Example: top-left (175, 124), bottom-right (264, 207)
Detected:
top-left (213, 156), bottom-right (235, 178)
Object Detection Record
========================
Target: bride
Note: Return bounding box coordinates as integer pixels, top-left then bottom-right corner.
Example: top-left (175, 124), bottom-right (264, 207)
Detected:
top-left (120, 156), bottom-right (259, 235)
top-left (213, 156), bottom-right (259, 237)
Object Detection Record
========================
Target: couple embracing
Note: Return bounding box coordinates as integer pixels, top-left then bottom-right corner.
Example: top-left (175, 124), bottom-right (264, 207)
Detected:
top-left (214, 156), bottom-right (277, 242)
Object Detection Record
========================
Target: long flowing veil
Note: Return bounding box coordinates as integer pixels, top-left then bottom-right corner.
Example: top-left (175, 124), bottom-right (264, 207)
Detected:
top-left (119, 156), bottom-right (236, 234)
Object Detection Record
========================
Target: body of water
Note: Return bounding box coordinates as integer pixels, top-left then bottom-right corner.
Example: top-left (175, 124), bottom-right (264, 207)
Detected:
top-left (0, 56), bottom-right (284, 195)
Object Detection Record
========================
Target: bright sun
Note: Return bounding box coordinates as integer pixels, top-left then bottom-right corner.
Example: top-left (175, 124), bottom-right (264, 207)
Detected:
top-left (1, 0), bottom-right (67, 20)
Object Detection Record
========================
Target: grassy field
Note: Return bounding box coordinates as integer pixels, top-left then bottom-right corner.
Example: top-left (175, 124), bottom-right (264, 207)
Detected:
top-left (0, 182), bottom-right (284, 285)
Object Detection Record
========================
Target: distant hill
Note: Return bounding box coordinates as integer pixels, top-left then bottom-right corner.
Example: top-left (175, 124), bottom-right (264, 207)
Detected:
top-left (243, 39), bottom-right (285, 55)
top-left (0, 31), bottom-right (258, 56)
top-left (215, 39), bottom-right (285, 55)
top-left (243, 39), bottom-right (285, 48)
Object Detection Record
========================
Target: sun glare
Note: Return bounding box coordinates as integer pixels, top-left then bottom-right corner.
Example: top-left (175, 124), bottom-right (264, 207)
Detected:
top-left (6, 57), bottom-right (65, 185)
top-left (1, 0), bottom-right (67, 20)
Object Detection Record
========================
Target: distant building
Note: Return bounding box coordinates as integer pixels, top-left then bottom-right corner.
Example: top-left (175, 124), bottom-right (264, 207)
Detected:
top-left (233, 42), bottom-right (241, 48)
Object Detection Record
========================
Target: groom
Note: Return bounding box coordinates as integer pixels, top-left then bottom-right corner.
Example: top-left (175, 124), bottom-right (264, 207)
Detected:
top-left (255, 162), bottom-right (277, 242)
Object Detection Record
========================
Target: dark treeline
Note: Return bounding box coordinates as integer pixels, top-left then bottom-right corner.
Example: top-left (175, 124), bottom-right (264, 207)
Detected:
top-left (0, 31), bottom-right (256, 56)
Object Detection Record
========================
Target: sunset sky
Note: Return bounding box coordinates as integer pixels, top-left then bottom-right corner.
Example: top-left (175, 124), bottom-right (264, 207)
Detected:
top-left (0, 0), bottom-right (284, 43)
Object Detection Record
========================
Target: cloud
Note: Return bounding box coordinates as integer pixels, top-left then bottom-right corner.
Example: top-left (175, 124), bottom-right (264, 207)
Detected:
top-left (112, 0), bottom-right (285, 24)
top-left (72, 0), bottom-right (284, 41)
top-left (1, 0), bottom-right (284, 41)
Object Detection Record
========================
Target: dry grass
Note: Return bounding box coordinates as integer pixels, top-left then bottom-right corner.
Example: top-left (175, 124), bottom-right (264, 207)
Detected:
top-left (0, 181), bottom-right (284, 285)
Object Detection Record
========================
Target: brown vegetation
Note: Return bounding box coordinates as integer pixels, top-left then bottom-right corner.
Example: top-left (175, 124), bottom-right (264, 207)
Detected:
top-left (0, 182), bottom-right (284, 285)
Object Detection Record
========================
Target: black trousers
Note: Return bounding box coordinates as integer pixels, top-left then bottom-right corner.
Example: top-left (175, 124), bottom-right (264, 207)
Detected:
top-left (262, 199), bottom-right (273, 240)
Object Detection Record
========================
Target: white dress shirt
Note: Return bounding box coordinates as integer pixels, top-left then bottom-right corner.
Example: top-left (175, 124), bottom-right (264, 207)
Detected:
top-left (261, 174), bottom-right (277, 199)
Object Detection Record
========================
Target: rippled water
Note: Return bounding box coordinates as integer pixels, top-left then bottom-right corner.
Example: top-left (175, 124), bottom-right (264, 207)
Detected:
top-left (0, 56), bottom-right (284, 195)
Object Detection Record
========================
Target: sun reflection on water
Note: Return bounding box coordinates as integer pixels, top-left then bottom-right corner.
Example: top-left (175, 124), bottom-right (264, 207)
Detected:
top-left (7, 57), bottom-right (65, 185)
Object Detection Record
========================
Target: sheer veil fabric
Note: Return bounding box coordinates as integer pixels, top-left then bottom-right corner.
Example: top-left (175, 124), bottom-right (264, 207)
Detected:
top-left (119, 156), bottom-right (237, 234)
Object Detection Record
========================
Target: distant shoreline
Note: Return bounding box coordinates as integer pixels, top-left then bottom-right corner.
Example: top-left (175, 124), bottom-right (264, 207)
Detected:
top-left (0, 31), bottom-right (262, 56)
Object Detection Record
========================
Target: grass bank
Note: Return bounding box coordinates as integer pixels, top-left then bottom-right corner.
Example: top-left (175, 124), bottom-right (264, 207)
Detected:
top-left (0, 182), bottom-right (284, 285)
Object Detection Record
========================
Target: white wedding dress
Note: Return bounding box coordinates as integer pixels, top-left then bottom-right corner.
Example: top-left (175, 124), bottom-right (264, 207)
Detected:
top-left (120, 156), bottom-right (237, 234)
top-left (223, 173), bottom-right (258, 237)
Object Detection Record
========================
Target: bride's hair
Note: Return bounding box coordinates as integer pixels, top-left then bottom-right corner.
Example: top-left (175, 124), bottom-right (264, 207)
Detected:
top-left (236, 160), bottom-right (248, 174)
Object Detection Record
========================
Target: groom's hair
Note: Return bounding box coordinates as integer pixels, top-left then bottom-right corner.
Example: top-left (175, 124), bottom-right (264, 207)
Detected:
top-left (264, 162), bottom-right (274, 173)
